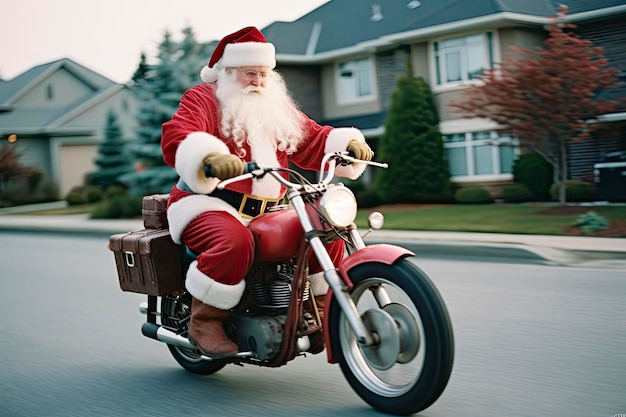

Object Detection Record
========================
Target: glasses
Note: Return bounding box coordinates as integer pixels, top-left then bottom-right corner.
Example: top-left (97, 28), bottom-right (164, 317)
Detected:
top-left (237, 69), bottom-right (269, 80)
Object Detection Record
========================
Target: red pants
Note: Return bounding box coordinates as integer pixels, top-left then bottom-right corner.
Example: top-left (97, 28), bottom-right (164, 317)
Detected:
top-left (181, 210), bottom-right (345, 285)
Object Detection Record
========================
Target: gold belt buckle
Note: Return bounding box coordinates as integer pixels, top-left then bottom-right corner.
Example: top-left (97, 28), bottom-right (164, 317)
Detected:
top-left (238, 194), bottom-right (279, 219)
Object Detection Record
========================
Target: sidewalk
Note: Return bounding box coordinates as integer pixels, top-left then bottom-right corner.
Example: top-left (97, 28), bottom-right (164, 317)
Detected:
top-left (0, 207), bottom-right (624, 270)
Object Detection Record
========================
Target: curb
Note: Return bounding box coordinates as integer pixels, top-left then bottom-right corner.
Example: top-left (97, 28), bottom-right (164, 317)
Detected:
top-left (0, 217), bottom-right (624, 270)
top-left (363, 239), bottom-right (626, 270)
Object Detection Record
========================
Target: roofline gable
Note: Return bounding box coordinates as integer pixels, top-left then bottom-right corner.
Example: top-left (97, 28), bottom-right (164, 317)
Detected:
top-left (47, 84), bottom-right (125, 128)
top-left (1, 58), bottom-right (114, 105)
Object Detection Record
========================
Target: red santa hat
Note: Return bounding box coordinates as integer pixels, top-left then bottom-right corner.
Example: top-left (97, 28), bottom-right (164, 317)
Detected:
top-left (200, 26), bottom-right (276, 83)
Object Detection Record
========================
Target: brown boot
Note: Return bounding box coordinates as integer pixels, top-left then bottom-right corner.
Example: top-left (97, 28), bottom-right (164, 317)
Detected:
top-left (188, 297), bottom-right (238, 356)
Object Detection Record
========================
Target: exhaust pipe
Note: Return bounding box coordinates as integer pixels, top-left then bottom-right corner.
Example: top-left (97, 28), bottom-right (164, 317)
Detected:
top-left (141, 322), bottom-right (257, 360)
top-left (141, 322), bottom-right (196, 350)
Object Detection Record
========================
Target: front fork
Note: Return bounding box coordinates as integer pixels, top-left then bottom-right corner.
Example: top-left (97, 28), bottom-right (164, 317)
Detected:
top-left (290, 194), bottom-right (414, 348)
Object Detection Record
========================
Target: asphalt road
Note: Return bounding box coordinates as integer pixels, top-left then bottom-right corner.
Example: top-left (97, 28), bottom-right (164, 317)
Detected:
top-left (1, 232), bottom-right (625, 417)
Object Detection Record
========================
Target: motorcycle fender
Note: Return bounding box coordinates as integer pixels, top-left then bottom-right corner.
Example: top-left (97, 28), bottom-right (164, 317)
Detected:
top-left (324, 244), bottom-right (414, 363)
top-left (337, 244), bottom-right (414, 287)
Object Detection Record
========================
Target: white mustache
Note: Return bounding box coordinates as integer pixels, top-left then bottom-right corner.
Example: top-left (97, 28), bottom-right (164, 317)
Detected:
top-left (243, 85), bottom-right (264, 94)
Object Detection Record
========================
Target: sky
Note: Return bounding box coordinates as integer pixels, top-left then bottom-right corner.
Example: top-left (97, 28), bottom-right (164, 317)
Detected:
top-left (1, 0), bottom-right (329, 84)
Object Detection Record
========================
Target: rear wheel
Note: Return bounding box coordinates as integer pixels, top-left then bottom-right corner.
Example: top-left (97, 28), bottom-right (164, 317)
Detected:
top-left (328, 259), bottom-right (454, 415)
top-left (160, 292), bottom-right (227, 375)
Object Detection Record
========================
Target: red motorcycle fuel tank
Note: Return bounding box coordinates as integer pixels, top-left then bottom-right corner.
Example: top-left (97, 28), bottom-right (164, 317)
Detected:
top-left (248, 209), bottom-right (304, 262)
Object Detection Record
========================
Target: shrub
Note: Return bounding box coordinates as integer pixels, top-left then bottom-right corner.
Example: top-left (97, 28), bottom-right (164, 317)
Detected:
top-left (65, 185), bottom-right (103, 205)
top-left (550, 180), bottom-right (595, 202)
top-left (501, 183), bottom-right (534, 203)
top-left (455, 186), bottom-right (493, 204)
top-left (356, 189), bottom-right (384, 208)
top-left (513, 153), bottom-right (553, 201)
top-left (65, 187), bottom-right (86, 206)
top-left (83, 185), bottom-right (104, 203)
top-left (572, 211), bottom-right (609, 234)
top-left (90, 194), bottom-right (142, 219)
top-left (103, 184), bottom-right (127, 200)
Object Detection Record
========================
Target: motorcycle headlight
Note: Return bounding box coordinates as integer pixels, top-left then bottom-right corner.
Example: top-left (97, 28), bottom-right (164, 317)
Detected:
top-left (319, 185), bottom-right (357, 228)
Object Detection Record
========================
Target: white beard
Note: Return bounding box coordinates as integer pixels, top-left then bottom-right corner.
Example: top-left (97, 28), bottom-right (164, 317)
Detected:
top-left (216, 70), bottom-right (305, 157)
top-left (215, 70), bottom-right (306, 197)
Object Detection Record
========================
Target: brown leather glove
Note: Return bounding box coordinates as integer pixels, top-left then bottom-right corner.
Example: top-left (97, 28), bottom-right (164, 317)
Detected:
top-left (346, 139), bottom-right (374, 161)
top-left (203, 152), bottom-right (245, 180)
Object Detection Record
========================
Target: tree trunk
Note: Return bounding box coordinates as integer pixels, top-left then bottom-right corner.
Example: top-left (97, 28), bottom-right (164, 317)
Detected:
top-left (558, 138), bottom-right (568, 206)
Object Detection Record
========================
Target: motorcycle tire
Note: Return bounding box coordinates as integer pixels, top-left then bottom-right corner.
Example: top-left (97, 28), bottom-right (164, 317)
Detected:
top-left (160, 292), bottom-right (228, 375)
top-left (328, 259), bottom-right (454, 416)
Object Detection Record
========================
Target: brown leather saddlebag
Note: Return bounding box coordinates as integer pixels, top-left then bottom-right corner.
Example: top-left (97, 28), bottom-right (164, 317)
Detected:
top-left (142, 194), bottom-right (169, 229)
top-left (109, 228), bottom-right (184, 295)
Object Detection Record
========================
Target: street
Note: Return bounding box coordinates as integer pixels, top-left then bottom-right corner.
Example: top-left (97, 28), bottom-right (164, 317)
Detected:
top-left (0, 232), bottom-right (625, 417)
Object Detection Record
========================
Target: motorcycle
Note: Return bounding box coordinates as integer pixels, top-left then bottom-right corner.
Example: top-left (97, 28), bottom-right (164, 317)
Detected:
top-left (112, 152), bottom-right (454, 415)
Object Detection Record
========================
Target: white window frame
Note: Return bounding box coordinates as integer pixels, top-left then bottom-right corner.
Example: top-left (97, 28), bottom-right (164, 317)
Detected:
top-left (431, 31), bottom-right (496, 92)
top-left (335, 57), bottom-right (376, 104)
top-left (443, 130), bottom-right (518, 182)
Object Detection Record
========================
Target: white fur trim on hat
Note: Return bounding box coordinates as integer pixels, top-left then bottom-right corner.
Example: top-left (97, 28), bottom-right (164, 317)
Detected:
top-left (185, 260), bottom-right (246, 309)
top-left (167, 194), bottom-right (246, 244)
top-left (324, 127), bottom-right (367, 179)
top-left (175, 132), bottom-right (230, 194)
top-left (220, 42), bottom-right (276, 69)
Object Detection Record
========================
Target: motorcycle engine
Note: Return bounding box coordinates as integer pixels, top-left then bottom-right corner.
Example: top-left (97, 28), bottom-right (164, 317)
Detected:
top-left (249, 263), bottom-right (309, 309)
top-left (224, 262), bottom-right (311, 361)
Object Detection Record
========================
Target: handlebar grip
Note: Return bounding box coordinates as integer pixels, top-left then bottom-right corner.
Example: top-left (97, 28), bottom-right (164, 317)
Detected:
top-left (203, 161), bottom-right (259, 178)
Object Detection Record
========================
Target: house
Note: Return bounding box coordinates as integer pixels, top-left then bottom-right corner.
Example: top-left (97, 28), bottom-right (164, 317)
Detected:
top-left (0, 58), bottom-right (139, 198)
top-left (263, 0), bottom-right (626, 193)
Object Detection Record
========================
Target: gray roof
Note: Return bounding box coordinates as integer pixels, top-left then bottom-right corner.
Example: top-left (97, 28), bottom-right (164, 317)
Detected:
top-left (263, 0), bottom-right (626, 57)
top-left (0, 58), bottom-right (120, 134)
top-left (0, 58), bottom-right (115, 104)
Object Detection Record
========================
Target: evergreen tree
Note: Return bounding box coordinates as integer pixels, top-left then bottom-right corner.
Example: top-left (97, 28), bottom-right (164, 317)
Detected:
top-left (131, 52), bottom-right (149, 86)
top-left (376, 70), bottom-right (451, 203)
top-left (121, 27), bottom-right (206, 195)
top-left (86, 110), bottom-right (133, 189)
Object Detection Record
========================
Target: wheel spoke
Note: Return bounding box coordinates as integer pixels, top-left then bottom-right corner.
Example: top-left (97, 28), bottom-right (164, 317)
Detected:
top-left (339, 277), bottom-right (426, 396)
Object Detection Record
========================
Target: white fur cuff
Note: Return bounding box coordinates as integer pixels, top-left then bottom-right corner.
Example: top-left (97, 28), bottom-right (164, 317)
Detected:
top-left (324, 127), bottom-right (367, 179)
top-left (309, 271), bottom-right (329, 296)
top-left (175, 132), bottom-right (229, 194)
top-left (185, 261), bottom-right (246, 309)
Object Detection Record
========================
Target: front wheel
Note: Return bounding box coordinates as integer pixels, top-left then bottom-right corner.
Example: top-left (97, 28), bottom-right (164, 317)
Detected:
top-left (328, 259), bottom-right (454, 415)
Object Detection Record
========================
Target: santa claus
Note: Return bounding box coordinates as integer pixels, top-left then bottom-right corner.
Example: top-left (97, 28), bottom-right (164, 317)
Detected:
top-left (161, 26), bottom-right (373, 357)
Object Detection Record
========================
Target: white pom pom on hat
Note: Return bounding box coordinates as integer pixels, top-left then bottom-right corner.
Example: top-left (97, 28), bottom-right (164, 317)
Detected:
top-left (200, 26), bottom-right (276, 83)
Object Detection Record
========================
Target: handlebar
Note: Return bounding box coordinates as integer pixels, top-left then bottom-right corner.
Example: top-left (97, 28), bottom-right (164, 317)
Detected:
top-left (207, 152), bottom-right (387, 191)
top-left (203, 161), bottom-right (259, 178)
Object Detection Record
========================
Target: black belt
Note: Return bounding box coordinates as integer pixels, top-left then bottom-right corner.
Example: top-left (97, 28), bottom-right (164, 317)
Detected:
top-left (176, 179), bottom-right (279, 218)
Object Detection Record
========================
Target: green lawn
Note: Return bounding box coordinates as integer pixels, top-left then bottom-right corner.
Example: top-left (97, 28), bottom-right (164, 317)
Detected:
top-left (20, 201), bottom-right (626, 236)
top-left (20, 203), bottom-right (99, 215)
top-left (355, 204), bottom-right (626, 235)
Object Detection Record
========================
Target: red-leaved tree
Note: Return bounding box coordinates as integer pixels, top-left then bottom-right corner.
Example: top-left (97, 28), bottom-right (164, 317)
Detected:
top-left (450, 5), bottom-right (621, 205)
top-left (0, 144), bottom-right (38, 204)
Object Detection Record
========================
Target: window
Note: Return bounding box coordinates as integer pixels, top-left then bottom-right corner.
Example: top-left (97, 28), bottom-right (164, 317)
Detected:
top-left (46, 84), bottom-right (54, 100)
top-left (336, 58), bottom-right (374, 102)
top-left (443, 131), bottom-right (516, 178)
top-left (434, 33), bottom-right (493, 86)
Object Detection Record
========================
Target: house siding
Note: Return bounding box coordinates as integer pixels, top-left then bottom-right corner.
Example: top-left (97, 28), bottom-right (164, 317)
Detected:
top-left (568, 17), bottom-right (626, 181)
top-left (376, 46), bottom-right (411, 111)
top-left (15, 68), bottom-right (94, 109)
top-left (0, 59), bottom-right (139, 200)
top-left (576, 17), bottom-right (626, 75)
top-left (277, 66), bottom-right (324, 122)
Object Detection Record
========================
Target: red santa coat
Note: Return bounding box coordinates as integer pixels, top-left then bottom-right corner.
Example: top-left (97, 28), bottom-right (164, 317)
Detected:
top-left (161, 83), bottom-right (367, 244)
